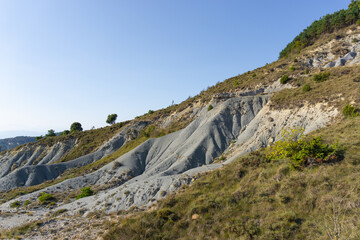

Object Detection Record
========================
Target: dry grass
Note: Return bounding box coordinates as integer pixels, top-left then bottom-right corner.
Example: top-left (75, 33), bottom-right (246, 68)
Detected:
top-left (104, 116), bottom-right (360, 240)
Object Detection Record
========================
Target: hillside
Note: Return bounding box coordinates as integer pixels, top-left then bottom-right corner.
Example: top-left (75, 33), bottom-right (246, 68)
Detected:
top-left (0, 136), bottom-right (36, 152)
top-left (0, 3), bottom-right (360, 240)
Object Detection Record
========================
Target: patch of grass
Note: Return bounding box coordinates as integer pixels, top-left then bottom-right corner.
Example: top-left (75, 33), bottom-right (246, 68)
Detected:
top-left (270, 65), bottom-right (360, 109)
top-left (38, 192), bottom-right (55, 205)
top-left (0, 221), bottom-right (43, 239)
top-left (313, 72), bottom-right (330, 83)
top-left (280, 75), bottom-right (289, 84)
top-left (10, 201), bottom-right (21, 208)
top-left (343, 104), bottom-right (359, 118)
top-left (51, 208), bottom-right (68, 217)
top-left (302, 83), bottom-right (311, 92)
top-left (24, 200), bottom-right (31, 207)
top-left (207, 105), bottom-right (213, 111)
top-left (76, 187), bottom-right (94, 200)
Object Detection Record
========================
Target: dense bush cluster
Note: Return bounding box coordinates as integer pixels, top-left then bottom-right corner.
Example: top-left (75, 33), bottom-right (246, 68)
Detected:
top-left (302, 84), bottom-right (311, 92)
top-left (266, 128), bottom-right (343, 169)
top-left (280, 75), bottom-right (289, 84)
top-left (313, 72), bottom-right (330, 82)
top-left (38, 192), bottom-right (55, 205)
top-left (343, 104), bottom-right (359, 117)
top-left (280, 1), bottom-right (360, 58)
top-left (76, 187), bottom-right (94, 199)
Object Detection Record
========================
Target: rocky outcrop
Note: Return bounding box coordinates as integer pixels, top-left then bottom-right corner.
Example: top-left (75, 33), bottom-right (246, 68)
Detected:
top-left (301, 29), bottom-right (360, 69)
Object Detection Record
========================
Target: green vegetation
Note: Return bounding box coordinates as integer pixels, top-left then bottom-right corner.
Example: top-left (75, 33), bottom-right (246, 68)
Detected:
top-left (148, 110), bottom-right (155, 114)
top-left (70, 122), bottom-right (83, 133)
top-left (313, 72), bottom-right (330, 82)
top-left (280, 75), bottom-right (289, 84)
top-left (24, 200), bottom-right (31, 207)
top-left (10, 201), bottom-right (21, 208)
top-left (270, 66), bottom-right (360, 109)
top-left (302, 84), bottom-right (311, 92)
top-left (104, 117), bottom-right (360, 240)
top-left (51, 208), bottom-right (68, 217)
top-left (45, 129), bottom-right (56, 137)
top-left (0, 221), bottom-right (43, 239)
top-left (280, 1), bottom-right (360, 58)
top-left (266, 128), bottom-right (343, 169)
top-left (106, 114), bottom-right (118, 125)
top-left (38, 192), bottom-right (55, 205)
top-left (233, 79), bottom-right (238, 87)
top-left (289, 65), bottom-right (295, 71)
top-left (343, 104), bottom-right (359, 117)
top-left (35, 136), bottom-right (43, 141)
top-left (76, 187), bottom-right (94, 199)
top-left (207, 104), bottom-right (213, 111)
top-left (59, 130), bottom-right (70, 136)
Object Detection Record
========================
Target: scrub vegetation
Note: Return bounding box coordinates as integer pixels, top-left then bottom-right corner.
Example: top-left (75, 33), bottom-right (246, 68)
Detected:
top-left (104, 117), bottom-right (360, 240)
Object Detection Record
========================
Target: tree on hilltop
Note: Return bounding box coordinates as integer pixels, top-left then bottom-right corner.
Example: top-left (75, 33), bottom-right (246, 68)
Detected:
top-left (70, 122), bottom-right (83, 133)
top-left (106, 114), bottom-right (117, 125)
top-left (45, 129), bottom-right (56, 137)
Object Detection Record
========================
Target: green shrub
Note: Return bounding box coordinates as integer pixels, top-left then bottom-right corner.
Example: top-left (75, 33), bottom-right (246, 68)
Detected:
top-left (313, 72), bottom-right (330, 82)
top-left (233, 79), bottom-right (238, 87)
top-left (302, 84), bottom-right (311, 92)
top-left (148, 110), bottom-right (154, 114)
top-left (280, 75), bottom-right (289, 84)
top-left (208, 105), bottom-right (213, 111)
top-left (157, 208), bottom-right (179, 221)
top-left (38, 192), bottom-right (55, 205)
top-left (45, 129), bottom-right (56, 137)
top-left (59, 130), bottom-right (70, 136)
top-left (289, 65), bottom-right (295, 71)
top-left (342, 104), bottom-right (359, 118)
top-left (305, 68), bottom-right (309, 74)
top-left (357, 19), bottom-right (360, 25)
top-left (24, 200), bottom-right (31, 207)
top-left (76, 187), bottom-right (94, 200)
top-left (266, 128), bottom-right (343, 169)
top-left (252, 73), bottom-right (256, 77)
top-left (10, 201), bottom-right (21, 208)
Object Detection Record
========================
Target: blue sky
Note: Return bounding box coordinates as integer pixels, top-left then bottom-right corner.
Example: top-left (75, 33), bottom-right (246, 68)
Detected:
top-left (0, 0), bottom-right (348, 138)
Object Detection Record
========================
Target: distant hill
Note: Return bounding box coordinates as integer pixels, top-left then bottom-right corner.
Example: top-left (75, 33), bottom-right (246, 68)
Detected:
top-left (0, 136), bottom-right (36, 152)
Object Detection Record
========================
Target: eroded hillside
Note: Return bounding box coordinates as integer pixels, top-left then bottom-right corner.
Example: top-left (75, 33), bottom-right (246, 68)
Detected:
top-left (0, 18), bottom-right (360, 240)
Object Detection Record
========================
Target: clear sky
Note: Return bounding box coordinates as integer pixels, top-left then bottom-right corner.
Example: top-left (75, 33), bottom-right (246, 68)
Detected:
top-left (0, 0), bottom-right (349, 138)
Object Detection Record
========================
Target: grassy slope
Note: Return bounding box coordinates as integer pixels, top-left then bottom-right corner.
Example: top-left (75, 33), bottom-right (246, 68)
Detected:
top-left (104, 117), bottom-right (360, 240)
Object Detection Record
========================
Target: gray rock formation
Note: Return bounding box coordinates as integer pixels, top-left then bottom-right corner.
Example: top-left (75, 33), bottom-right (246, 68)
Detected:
top-left (0, 121), bottom-right (148, 191)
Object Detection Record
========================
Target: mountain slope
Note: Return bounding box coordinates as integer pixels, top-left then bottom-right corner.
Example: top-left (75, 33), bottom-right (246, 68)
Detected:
top-left (0, 136), bottom-right (36, 152)
top-left (0, 5), bottom-right (360, 240)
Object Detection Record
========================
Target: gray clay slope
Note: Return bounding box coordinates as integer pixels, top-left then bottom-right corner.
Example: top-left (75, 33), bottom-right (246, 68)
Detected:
top-left (2, 95), bottom-right (270, 213)
top-left (0, 122), bottom-right (148, 191)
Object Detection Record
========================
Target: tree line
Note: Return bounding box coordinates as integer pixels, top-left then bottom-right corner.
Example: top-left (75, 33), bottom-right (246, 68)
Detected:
top-left (280, 0), bottom-right (360, 58)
